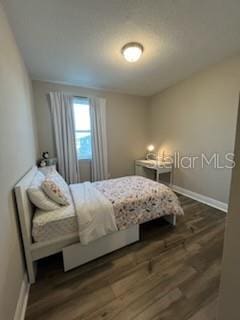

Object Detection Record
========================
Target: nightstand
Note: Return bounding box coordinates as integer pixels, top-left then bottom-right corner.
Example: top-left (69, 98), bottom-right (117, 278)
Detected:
top-left (135, 160), bottom-right (173, 186)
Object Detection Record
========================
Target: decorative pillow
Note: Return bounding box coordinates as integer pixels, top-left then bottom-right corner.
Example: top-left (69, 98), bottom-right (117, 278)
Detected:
top-left (51, 171), bottom-right (70, 194)
top-left (42, 175), bottom-right (70, 206)
top-left (27, 171), bottom-right (60, 211)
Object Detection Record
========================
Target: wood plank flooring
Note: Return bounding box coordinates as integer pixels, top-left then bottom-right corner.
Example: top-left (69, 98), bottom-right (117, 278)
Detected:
top-left (25, 195), bottom-right (225, 320)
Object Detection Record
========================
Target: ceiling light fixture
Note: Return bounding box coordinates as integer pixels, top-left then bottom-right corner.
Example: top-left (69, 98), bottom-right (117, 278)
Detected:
top-left (121, 42), bottom-right (144, 63)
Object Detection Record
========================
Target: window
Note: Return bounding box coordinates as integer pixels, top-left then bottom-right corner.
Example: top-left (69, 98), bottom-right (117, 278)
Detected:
top-left (73, 97), bottom-right (92, 160)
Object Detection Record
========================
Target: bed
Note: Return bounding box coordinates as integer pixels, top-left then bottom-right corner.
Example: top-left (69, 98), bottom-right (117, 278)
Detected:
top-left (15, 166), bottom-right (183, 283)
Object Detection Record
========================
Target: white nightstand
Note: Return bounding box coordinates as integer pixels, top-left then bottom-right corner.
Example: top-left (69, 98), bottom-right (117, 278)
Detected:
top-left (38, 165), bottom-right (57, 176)
top-left (135, 160), bottom-right (173, 186)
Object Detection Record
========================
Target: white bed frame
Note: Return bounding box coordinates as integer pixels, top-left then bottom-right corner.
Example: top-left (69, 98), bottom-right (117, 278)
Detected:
top-left (15, 166), bottom-right (176, 284)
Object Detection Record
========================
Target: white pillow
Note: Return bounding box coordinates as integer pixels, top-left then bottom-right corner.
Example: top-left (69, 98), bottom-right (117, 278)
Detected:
top-left (27, 171), bottom-right (60, 211)
top-left (51, 170), bottom-right (70, 194)
top-left (42, 174), bottom-right (70, 206)
top-left (44, 169), bottom-right (69, 191)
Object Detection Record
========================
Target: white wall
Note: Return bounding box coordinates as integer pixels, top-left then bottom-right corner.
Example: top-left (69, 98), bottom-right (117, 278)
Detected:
top-left (149, 56), bottom-right (240, 203)
top-left (218, 98), bottom-right (240, 320)
top-left (32, 80), bottom-right (149, 179)
top-left (0, 4), bottom-right (38, 320)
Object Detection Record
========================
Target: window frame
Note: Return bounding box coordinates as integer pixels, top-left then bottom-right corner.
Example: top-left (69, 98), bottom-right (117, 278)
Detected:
top-left (73, 96), bottom-right (92, 160)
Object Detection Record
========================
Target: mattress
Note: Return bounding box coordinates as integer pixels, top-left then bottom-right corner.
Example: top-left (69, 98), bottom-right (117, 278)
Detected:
top-left (32, 176), bottom-right (183, 243)
top-left (32, 200), bottom-right (78, 242)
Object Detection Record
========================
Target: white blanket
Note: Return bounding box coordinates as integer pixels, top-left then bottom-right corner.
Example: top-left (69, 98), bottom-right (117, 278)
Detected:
top-left (70, 182), bottom-right (118, 245)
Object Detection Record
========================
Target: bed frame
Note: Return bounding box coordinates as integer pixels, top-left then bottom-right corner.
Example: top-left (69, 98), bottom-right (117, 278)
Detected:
top-left (15, 166), bottom-right (176, 284)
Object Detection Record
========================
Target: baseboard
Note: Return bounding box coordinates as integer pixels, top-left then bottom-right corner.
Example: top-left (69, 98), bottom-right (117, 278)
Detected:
top-left (14, 273), bottom-right (30, 320)
top-left (172, 185), bottom-right (228, 213)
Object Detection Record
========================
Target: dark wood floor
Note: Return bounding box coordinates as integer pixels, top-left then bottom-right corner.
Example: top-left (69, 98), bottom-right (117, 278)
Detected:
top-left (26, 195), bottom-right (225, 320)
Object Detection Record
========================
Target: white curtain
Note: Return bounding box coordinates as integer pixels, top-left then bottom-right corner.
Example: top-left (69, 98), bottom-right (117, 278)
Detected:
top-left (49, 92), bottom-right (80, 184)
top-left (89, 97), bottom-right (108, 181)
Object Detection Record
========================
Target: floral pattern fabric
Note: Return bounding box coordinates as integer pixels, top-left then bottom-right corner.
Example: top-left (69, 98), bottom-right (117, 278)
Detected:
top-left (93, 176), bottom-right (184, 230)
top-left (42, 175), bottom-right (70, 206)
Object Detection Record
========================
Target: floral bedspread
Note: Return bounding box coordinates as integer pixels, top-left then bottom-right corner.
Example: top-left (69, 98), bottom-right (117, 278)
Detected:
top-left (93, 176), bottom-right (184, 230)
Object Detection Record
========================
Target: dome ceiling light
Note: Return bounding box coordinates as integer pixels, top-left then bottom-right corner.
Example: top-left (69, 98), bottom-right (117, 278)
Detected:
top-left (121, 42), bottom-right (144, 63)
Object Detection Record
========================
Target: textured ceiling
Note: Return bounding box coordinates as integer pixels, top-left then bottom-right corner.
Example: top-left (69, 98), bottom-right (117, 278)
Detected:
top-left (3, 0), bottom-right (240, 96)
